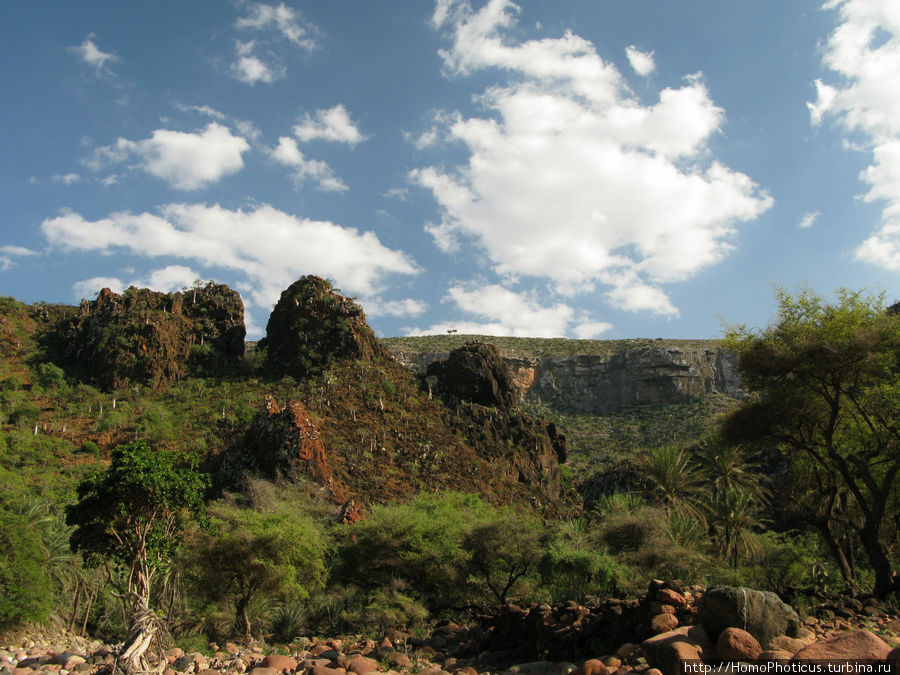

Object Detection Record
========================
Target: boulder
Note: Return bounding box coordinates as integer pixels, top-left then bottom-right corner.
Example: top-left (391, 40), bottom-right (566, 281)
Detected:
top-left (650, 614), bottom-right (679, 635)
top-left (768, 636), bottom-right (806, 655)
top-left (792, 631), bottom-right (892, 661)
top-left (346, 656), bottom-right (379, 675)
top-left (641, 626), bottom-right (715, 675)
top-left (716, 627), bottom-right (761, 662)
top-left (656, 590), bottom-right (686, 607)
top-left (756, 650), bottom-right (793, 663)
top-left (698, 586), bottom-right (799, 648)
top-left (573, 659), bottom-right (608, 675)
top-left (261, 655), bottom-right (298, 672)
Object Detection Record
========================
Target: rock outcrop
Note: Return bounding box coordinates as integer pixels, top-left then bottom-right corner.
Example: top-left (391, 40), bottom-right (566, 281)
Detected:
top-left (389, 341), bottom-right (743, 414)
top-left (262, 276), bottom-right (388, 380)
top-left (51, 283), bottom-right (244, 389)
top-left (426, 341), bottom-right (518, 409)
top-left (223, 395), bottom-right (332, 485)
top-left (428, 341), bottom-right (568, 505)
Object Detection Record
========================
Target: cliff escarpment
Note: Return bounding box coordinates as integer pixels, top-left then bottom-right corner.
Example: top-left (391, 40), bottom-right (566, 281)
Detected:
top-left (385, 338), bottom-right (743, 415)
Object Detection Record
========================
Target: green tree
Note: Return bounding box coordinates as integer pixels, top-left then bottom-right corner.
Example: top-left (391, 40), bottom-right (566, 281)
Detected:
top-left (464, 509), bottom-right (545, 604)
top-left (642, 444), bottom-right (701, 520)
top-left (183, 497), bottom-right (326, 639)
top-left (66, 440), bottom-right (208, 672)
top-left (0, 506), bottom-right (54, 629)
top-left (722, 287), bottom-right (900, 596)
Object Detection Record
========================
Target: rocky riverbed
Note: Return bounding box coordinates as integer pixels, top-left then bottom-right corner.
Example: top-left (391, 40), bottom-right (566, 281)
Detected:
top-left (3, 584), bottom-right (899, 675)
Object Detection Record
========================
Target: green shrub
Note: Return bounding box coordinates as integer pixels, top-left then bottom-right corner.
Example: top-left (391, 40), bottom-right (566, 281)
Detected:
top-left (539, 543), bottom-right (625, 602)
top-left (362, 581), bottom-right (428, 633)
top-left (0, 507), bottom-right (54, 628)
top-left (182, 493), bottom-right (327, 639)
top-left (79, 440), bottom-right (101, 458)
top-left (34, 362), bottom-right (67, 390)
top-left (1, 374), bottom-right (25, 391)
top-left (336, 492), bottom-right (488, 612)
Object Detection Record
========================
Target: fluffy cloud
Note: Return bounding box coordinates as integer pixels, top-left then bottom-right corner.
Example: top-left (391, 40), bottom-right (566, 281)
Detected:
top-left (366, 298), bottom-right (428, 318)
top-left (809, 0), bottom-right (900, 268)
top-left (70, 34), bottom-right (118, 74)
top-left (73, 276), bottom-right (125, 299)
top-left (415, 0), bottom-right (772, 318)
top-left (231, 40), bottom-right (284, 85)
top-left (408, 284), bottom-right (612, 338)
top-left (84, 123), bottom-right (250, 190)
top-left (625, 45), bottom-right (655, 76)
top-left (293, 105), bottom-right (368, 145)
top-left (232, 3), bottom-right (317, 85)
top-left (0, 245), bottom-right (37, 272)
top-left (42, 203), bottom-right (419, 319)
top-left (236, 2), bottom-right (318, 50)
top-left (270, 137), bottom-right (348, 191)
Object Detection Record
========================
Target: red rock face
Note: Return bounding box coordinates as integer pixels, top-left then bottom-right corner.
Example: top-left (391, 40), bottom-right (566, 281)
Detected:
top-left (257, 396), bottom-right (332, 485)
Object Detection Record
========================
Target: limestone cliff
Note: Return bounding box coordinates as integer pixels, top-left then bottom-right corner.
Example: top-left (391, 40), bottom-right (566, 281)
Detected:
top-left (386, 339), bottom-right (743, 414)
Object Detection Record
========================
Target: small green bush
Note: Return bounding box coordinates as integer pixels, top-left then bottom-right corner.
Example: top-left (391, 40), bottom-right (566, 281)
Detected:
top-left (80, 441), bottom-right (101, 458)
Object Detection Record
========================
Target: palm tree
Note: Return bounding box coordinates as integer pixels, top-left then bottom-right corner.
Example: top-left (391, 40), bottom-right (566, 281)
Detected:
top-left (703, 486), bottom-right (764, 568)
top-left (693, 441), bottom-right (771, 505)
top-left (643, 445), bottom-right (702, 520)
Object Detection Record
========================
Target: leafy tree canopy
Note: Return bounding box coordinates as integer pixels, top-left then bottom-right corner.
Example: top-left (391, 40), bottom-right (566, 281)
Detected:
top-left (66, 440), bottom-right (208, 599)
top-left (722, 286), bottom-right (900, 596)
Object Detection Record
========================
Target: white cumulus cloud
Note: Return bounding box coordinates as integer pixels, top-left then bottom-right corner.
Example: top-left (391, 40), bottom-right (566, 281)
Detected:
top-left (73, 276), bottom-right (125, 299)
top-left (42, 203), bottom-right (419, 320)
top-left (70, 34), bottom-right (119, 74)
top-left (293, 105), bottom-right (368, 145)
top-left (809, 0), bottom-right (900, 268)
top-left (52, 173), bottom-right (80, 185)
top-left (270, 137), bottom-right (348, 192)
top-left (408, 283), bottom-right (612, 338)
top-left (415, 0), bottom-right (772, 322)
top-left (626, 45), bottom-right (656, 76)
top-left (84, 123), bottom-right (250, 190)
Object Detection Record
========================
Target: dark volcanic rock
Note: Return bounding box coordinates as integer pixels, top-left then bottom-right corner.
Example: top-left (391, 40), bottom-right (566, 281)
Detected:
top-left (53, 283), bottom-right (244, 389)
top-left (698, 586), bottom-right (800, 649)
top-left (262, 276), bottom-right (388, 380)
top-left (427, 341), bottom-right (517, 408)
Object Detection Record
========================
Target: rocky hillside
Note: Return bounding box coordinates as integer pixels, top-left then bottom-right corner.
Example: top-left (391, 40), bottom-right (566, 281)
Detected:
top-left (218, 278), bottom-right (572, 514)
top-left (0, 278), bottom-right (573, 515)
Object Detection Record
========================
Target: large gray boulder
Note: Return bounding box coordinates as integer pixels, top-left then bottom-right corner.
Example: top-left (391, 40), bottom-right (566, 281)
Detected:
top-left (698, 586), bottom-right (799, 649)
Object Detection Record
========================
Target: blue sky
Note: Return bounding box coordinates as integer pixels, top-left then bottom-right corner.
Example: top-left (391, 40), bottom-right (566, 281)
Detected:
top-left (2, 0), bottom-right (899, 340)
